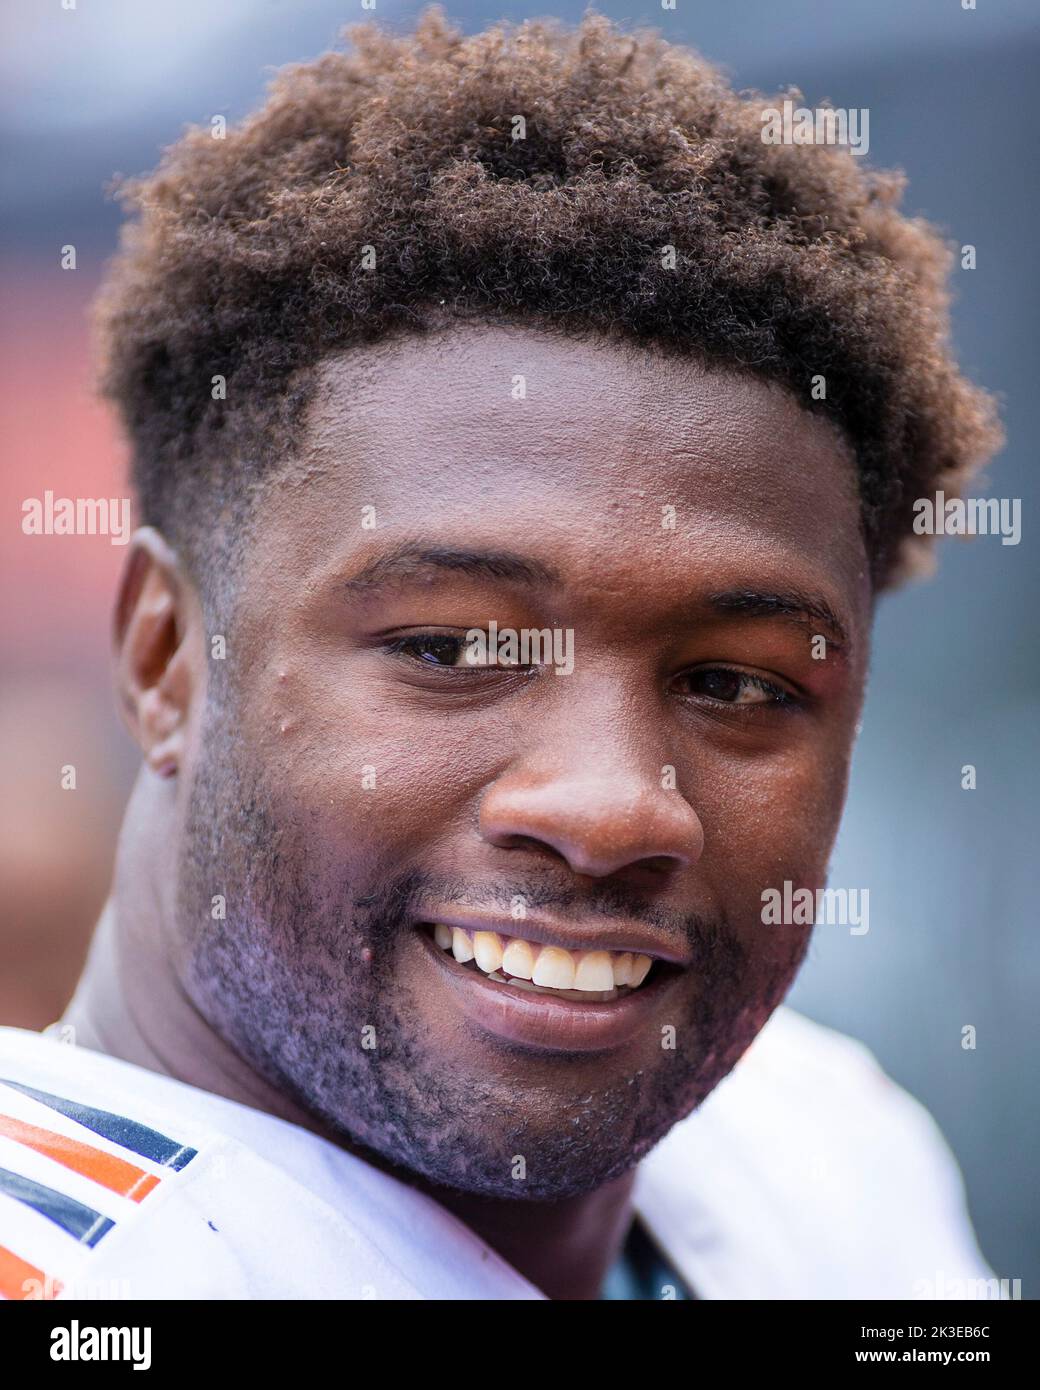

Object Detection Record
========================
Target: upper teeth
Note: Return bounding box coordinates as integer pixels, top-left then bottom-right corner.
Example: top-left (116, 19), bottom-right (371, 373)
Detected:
top-left (432, 924), bottom-right (653, 992)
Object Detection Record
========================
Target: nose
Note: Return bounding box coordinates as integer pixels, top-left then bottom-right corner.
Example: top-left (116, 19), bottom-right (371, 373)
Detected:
top-left (479, 763), bottom-right (705, 880)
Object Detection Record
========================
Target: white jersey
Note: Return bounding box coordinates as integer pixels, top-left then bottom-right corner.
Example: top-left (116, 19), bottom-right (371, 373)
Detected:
top-left (0, 1008), bottom-right (999, 1300)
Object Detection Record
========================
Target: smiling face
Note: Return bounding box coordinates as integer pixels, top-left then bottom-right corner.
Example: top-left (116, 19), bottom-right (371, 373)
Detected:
top-left (171, 322), bottom-right (871, 1199)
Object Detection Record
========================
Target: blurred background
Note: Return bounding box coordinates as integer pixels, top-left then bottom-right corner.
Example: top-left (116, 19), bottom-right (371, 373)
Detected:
top-left (1, 0), bottom-right (1036, 1293)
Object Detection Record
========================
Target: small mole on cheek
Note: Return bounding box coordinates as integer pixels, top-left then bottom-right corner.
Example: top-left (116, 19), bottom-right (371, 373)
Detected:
top-left (360, 946), bottom-right (373, 965)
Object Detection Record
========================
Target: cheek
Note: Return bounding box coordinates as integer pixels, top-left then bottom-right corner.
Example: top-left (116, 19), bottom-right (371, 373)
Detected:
top-left (239, 660), bottom-right (505, 868)
top-left (697, 736), bottom-right (853, 906)
top-left (690, 745), bottom-right (845, 989)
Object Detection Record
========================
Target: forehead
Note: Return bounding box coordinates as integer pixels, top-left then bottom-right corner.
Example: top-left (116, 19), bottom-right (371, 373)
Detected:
top-left (269, 322), bottom-right (869, 607)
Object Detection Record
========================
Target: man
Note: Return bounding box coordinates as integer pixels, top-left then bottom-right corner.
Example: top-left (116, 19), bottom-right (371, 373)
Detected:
top-left (0, 9), bottom-right (1003, 1300)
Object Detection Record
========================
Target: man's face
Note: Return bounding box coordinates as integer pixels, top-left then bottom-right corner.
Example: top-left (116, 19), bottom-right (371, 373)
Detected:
top-left (173, 324), bottom-right (871, 1199)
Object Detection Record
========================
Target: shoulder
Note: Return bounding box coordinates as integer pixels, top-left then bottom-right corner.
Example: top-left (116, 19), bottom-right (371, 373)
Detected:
top-left (0, 1025), bottom-right (212, 1300)
top-left (636, 1007), bottom-right (1000, 1299)
top-left (0, 1026), bottom-right (421, 1300)
top-left (728, 1006), bottom-right (968, 1194)
top-left (0, 1027), bottom-right (541, 1301)
top-left (701, 1005), bottom-right (961, 1174)
top-left (0, 1022), bottom-right (278, 1181)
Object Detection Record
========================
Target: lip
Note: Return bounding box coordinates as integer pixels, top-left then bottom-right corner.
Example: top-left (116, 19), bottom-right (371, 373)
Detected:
top-left (415, 926), bottom-right (684, 1054)
top-left (415, 908), bottom-right (692, 967)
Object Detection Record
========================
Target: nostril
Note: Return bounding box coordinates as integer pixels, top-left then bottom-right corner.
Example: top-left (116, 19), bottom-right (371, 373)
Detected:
top-left (641, 855), bottom-right (682, 877)
top-left (490, 833), bottom-right (573, 864)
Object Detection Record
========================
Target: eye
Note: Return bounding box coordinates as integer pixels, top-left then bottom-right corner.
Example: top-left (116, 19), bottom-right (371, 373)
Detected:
top-left (382, 628), bottom-right (544, 675)
top-left (385, 633), bottom-right (473, 668)
top-left (677, 667), bottom-right (795, 707)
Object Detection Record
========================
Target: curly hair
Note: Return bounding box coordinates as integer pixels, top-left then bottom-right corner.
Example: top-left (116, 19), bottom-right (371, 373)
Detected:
top-left (93, 6), bottom-right (1002, 590)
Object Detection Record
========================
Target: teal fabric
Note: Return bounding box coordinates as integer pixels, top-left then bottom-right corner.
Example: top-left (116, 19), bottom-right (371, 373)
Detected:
top-left (599, 1216), bottom-right (696, 1300)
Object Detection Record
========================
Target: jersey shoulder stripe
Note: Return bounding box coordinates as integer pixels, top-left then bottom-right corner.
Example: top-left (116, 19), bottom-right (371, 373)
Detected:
top-left (0, 1078), bottom-right (197, 1170)
top-left (0, 1073), bottom-right (200, 1301)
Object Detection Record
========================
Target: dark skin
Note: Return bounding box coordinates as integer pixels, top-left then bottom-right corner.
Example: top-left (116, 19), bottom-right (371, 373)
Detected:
top-left (66, 322), bottom-right (872, 1299)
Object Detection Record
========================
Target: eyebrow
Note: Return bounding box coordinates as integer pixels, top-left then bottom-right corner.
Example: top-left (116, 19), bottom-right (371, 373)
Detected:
top-left (707, 588), bottom-right (851, 650)
top-left (341, 544), bottom-right (851, 648)
top-left (342, 544), bottom-right (560, 594)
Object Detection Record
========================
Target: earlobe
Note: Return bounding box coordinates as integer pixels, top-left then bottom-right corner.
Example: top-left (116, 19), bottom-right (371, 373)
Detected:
top-left (113, 527), bottom-right (200, 776)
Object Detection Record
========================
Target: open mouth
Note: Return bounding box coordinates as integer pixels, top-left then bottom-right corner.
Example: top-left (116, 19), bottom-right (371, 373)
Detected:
top-left (420, 922), bottom-right (664, 1004)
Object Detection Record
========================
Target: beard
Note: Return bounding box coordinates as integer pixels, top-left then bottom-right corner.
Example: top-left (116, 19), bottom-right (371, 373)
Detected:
top-left (175, 699), bottom-right (808, 1201)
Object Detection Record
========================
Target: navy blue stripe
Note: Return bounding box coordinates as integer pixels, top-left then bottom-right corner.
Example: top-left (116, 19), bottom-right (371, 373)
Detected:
top-left (0, 1165), bottom-right (114, 1247)
top-left (0, 1078), bottom-right (197, 1171)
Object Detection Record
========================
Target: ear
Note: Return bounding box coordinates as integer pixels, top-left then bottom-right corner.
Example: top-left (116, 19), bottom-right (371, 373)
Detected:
top-left (113, 527), bottom-right (203, 778)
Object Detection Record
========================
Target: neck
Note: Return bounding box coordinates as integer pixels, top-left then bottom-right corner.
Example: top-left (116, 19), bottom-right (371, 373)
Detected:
top-left (430, 1173), bottom-right (637, 1300)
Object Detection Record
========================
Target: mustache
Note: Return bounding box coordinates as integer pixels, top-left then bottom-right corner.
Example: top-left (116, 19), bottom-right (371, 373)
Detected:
top-left (354, 869), bottom-right (745, 970)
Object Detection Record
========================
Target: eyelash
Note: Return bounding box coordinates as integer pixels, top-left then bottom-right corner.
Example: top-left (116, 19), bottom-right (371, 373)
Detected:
top-left (382, 632), bottom-right (800, 709)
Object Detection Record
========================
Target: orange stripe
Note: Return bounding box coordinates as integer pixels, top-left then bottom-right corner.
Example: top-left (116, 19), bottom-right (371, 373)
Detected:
top-left (0, 1243), bottom-right (61, 1300)
top-left (0, 1113), bottom-right (160, 1203)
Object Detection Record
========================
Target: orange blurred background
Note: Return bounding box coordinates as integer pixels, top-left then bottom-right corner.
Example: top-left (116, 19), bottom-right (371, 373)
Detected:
top-left (0, 261), bottom-right (138, 1026)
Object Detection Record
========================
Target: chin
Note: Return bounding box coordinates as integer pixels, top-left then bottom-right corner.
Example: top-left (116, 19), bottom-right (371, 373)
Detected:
top-left (386, 1083), bottom-right (711, 1202)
